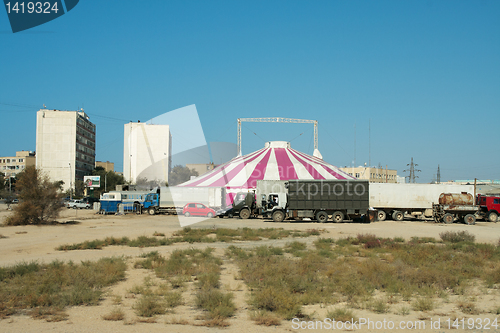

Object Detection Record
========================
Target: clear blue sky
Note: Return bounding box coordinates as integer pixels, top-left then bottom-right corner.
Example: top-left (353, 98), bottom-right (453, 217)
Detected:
top-left (1, 0), bottom-right (499, 183)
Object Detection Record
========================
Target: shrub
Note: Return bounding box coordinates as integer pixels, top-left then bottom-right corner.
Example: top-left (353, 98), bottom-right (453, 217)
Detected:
top-left (195, 289), bottom-right (235, 319)
top-left (251, 287), bottom-right (301, 319)
top-left (133, 294), bottom-right (166, 317)
top-left (412, 297), bottom-right (434, 311)
top-left (440, 231), bottom-right (475, 243)
top-left (4, 167), bottom-right (64, 225)
top-left (102, 308), bottom-right (125, 321)
top-left (370, 299), bottom-right (389, 313)
top-left (250, 310), bottom-right (282, 326)
top-left (326, 307), bottom-right (358, 323)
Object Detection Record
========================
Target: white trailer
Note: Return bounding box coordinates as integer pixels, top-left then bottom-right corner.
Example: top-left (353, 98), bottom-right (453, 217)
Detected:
top-left (144, 186), bottom-right (226, 215)
top-left (369, 183), bottom-right (474, 221)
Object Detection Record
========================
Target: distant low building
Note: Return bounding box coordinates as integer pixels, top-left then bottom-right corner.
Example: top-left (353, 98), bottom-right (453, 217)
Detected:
top-left (0, 151), bottom-right (36, 178)
top-left (96, 161), bottom-right (114, 172)
top-left (339, 166), bottom-right (398, 183)
top-left (186, 163), bottom-right (217, 177)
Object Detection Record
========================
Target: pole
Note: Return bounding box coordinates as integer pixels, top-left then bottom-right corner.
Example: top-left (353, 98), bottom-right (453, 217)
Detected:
top-left (69, 163), bottom-right (72, 200)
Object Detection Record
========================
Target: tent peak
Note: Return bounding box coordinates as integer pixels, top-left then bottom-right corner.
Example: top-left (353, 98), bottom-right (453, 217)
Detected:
top-left (265, 141), bottom-right (290, 149)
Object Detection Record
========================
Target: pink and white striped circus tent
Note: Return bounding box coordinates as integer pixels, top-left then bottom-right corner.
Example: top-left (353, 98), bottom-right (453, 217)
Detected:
top-left (178, 141), bottom-right (355, 190)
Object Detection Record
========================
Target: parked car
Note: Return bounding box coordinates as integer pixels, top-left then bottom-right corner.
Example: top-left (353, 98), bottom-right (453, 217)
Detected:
top-left (182, 203), bottom-right (216, 218)
top-left (66, 199), bottom-right (91, 209)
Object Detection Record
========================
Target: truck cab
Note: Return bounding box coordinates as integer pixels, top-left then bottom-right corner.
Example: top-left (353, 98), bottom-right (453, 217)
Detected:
top-left (477, 194), bottom-right (500, 222)
top-left (142, 193), bottom-right (160, 215)
top-left (260, 192), bottom-right (288, 222)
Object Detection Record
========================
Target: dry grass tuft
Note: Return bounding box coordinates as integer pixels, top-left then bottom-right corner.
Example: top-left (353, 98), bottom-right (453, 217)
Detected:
top-left (250, 310), bottom-right (282, 326)
top-left (102, 308), bottom-right (125, 321)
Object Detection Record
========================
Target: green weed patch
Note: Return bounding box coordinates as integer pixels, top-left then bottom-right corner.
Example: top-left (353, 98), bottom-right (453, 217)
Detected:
top-left (0, 257), bottom-right (126, 320)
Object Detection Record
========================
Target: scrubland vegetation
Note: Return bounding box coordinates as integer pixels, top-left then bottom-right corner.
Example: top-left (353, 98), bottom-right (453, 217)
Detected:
top-left (1, 229), bottom-right (500, 327)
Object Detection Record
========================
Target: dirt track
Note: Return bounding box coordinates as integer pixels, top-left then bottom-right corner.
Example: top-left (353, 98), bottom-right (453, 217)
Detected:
top-left (1, 205), bottom-right (499, 333)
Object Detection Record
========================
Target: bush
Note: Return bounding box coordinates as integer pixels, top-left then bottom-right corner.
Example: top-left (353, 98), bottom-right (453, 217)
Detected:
top-left (4, 167), bottom-right (64, 225)
top-left (440, 231), bottom-right (475, 243)
top-left (196, 289), bottom-right (235, 319)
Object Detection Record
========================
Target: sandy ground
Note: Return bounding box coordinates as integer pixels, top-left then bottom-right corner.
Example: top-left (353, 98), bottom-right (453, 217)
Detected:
top-left (0, 204), bottom-right (499, 333)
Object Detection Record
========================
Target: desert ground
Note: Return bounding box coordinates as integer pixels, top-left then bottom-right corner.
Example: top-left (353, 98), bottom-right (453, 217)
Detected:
top-left (0, 204), bottom-right (499, 333)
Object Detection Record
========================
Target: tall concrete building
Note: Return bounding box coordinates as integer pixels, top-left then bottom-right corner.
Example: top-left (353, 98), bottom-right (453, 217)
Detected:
top-left (123, 122), bottom-right (171, 185)
top-left (36, 109), bottom-right (96, 192)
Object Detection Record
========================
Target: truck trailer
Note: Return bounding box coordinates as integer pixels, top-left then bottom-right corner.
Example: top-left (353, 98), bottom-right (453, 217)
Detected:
top-left (369, 183), bottom-right (474, 221)
top-left (258, 179), bottom-right (370, 222)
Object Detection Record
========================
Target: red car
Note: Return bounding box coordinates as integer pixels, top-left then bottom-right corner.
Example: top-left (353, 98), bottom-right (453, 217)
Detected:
top-left (182, 203), bottom-right (216, 218)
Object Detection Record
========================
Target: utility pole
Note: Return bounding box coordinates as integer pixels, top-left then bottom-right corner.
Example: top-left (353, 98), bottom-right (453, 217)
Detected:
top-left (403, 157), bottom-right (421, 183)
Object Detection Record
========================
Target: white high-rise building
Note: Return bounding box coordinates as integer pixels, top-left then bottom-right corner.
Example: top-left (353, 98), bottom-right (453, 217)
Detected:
top-left (36, 109), bottom-right (96, 192)
top-left (123, 122), bottom-right (171, 185)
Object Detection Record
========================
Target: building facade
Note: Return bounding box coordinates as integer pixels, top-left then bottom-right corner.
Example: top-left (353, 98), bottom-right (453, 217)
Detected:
top-left (36, 109), bottom-right (96, 192)
top-left (96, 161), bottom-right (114, 172)
top-left (339, 166), bottom-right (399, 183)
top-left (0, 151), bottom-right (36, 178)
top-left (123, 122), bottom-right (172, 185)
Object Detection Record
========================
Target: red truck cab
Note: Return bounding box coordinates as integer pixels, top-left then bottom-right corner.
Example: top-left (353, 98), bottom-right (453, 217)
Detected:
top-left (477, 194), bottom-right (500, 222)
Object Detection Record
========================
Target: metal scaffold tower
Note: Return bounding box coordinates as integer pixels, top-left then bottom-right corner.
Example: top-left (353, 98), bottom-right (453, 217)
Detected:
top-left (237, 117), bottom-right (319, 157)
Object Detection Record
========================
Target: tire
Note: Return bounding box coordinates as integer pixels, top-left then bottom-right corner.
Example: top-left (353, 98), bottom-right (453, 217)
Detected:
top-left (488, 211), bottom-right (498, 222)
top-left (148, 207), bottom-right (156, 215)
top-left (443, 213), bottom-right (454, 224)
top-left (392, 211), bottom-right (404, 221)
top-left (239, 208), bottom-right (251, 219)
top-left (272, 210), bottom-right (285, 222)
top-left (464, 214), bottom-right (476, 225)
top-left (315, 211), bottom-right (328, 223)
top-left (332, 211), bottom-right (344, 223)
top-left (184, 212), bottom-right (190, 217)
top-left (376, 210), bottom-right (387, 221)
top-left (73, 206), bottom-right (77, 209)
top-left (207, 212), bottom-right (214, 218)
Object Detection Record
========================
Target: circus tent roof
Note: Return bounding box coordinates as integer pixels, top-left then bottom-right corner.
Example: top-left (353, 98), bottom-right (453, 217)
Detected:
top-left (178, 141), bottom-right (355, 188)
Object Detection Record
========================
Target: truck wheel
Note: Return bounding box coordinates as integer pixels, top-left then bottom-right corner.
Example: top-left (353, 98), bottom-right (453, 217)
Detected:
top-left (488, 211), bottom-right (498, 222)
top-left (332, 211), bottom-right (344, 223)
top-left (443, 213), bottom-right (454, 224)
top-left (239, 208), bottom-right (251, 219)
top-left (376, 210), bottom-right (387, 221)
top-left (148, 207), bottom-right (156, 215)
top-left (392, 211), bottom-right (404, 221)
top-left (464, 214), bottom-right (476, 225)
top-left (272, 210), bottom-right (285, 222)
top-left (315, 211), bottom-right (328, 223)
